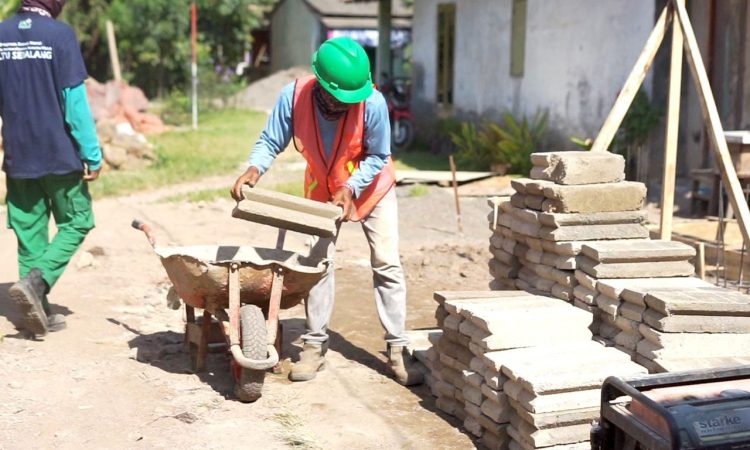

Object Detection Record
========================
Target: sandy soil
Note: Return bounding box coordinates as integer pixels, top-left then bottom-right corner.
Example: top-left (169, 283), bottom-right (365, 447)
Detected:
top-left (0, 156), bottom-right (498, 449)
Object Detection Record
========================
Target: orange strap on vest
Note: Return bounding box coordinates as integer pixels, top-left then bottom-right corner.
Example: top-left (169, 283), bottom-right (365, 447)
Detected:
top-left (291, 75), bottom-right (396, 222)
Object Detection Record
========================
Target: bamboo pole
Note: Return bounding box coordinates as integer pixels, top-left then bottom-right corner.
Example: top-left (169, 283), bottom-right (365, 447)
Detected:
top-left (659, 0), bottom-right (685, 240)
top-left (449, 155), bottom-right (463, 233)
top-left (590, 5), bottom-right (671, 152)
top-left (105, 20), bottom-right (122, 82)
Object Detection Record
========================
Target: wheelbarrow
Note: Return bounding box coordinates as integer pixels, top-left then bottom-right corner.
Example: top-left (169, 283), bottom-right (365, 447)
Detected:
top-left (132, 187), bottom-right (342, 402)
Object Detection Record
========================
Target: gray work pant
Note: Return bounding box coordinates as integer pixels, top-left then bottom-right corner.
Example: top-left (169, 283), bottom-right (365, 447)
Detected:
top-left (302, 188), bottom-right (409, 347)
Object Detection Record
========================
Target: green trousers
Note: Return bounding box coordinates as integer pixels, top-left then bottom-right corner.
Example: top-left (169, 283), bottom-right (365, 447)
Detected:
top-left (6, 172), bottom-right (95, 292)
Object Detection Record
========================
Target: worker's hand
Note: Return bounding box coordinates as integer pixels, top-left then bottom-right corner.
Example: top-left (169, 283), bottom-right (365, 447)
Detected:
top-left (83, 166), bottom-right (100, 182)
top-left (332, 186), bottom-right (354, 222)
top-left (231, 166), bottom-right (261, 201)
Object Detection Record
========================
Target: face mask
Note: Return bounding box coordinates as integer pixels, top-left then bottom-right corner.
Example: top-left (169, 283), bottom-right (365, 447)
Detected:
top-left (313, 83), bottom-right (350, 121)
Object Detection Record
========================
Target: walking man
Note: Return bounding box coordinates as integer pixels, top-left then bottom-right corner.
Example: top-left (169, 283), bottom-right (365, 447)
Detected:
top-left (0, 0), bottom-right (102, 336)
top-left (232, 37), bottom-right (422, 386)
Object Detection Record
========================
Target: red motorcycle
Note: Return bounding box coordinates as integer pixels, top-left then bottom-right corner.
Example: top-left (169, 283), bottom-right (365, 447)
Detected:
top-left (381, 76), bottom-right (414, 151)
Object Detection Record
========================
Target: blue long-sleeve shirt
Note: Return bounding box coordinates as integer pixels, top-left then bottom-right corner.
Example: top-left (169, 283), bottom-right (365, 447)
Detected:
top-left (248, 82), bottom-right (391, 198)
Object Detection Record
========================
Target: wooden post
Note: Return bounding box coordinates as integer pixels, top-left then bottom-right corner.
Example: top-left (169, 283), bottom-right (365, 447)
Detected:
top-left (376, 0), bottom-right (392, 86)
top-left (659, 0), bottom-right (685, 240)
top-left (105, 20), bottom-right (122, 82)
top-left (449, 155), bottom-right (463, 233)
top-left (590, 5), bottom-right (671, 152)
top-left (696, 242), bottom-right (706, 280)
top-left (673, 0), bottom-right (750, 246)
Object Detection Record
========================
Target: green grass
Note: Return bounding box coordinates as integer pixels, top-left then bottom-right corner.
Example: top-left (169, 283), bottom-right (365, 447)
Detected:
top-left (89, 109), bottom-right (266, 199)
top-left (272, 181), bottom-right (305, 197)
top-left (394, 152), bottom-right (451, 171)
top-left (408, 183), bottom-right (430, 197)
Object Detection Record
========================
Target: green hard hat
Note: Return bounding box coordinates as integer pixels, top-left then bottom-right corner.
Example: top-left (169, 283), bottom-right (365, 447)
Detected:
top-left (312, 37), bottom-right (373, 104)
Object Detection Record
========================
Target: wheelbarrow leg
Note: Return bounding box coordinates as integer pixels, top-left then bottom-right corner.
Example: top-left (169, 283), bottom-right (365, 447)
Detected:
top-left (185, 304), bottom-right (212, 373)
top-left (196, 309), bottom-right (212, 372)
top-left (273, 321), bottom-right (283, 374)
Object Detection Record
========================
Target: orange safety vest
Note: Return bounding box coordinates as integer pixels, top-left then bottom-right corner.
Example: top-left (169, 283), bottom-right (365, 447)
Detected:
top-left (292, 75), bottom-right (396, 222)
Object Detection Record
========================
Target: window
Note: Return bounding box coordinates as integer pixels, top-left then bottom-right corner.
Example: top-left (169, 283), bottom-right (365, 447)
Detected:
top-left (437, 3), bottom-right (456, 106)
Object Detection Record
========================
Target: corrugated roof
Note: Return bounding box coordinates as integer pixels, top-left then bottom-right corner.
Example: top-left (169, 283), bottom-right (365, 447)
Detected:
top-left (304, 0), bottom-right (412, 19)
top-left (321, 16), bottom-right (411, 29)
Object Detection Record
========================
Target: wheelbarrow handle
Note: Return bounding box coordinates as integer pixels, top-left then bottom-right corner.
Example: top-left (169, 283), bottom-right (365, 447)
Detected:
top-left (131, 219), bottom-right (157, 247)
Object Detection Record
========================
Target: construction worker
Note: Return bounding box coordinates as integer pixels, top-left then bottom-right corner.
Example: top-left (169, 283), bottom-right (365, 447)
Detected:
top-left (0, 0), bottom-right (102, 336)
top-left (231, 37), bottom-right (422, 386)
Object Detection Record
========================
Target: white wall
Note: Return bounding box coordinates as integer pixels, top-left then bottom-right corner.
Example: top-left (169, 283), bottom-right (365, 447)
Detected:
top-left (271, 0), bottom-right (323, 72)
top-left (412, 0), bottom-right (656, 144)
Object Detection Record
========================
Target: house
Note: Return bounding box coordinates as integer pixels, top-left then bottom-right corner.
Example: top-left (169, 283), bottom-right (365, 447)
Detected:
top-left (268, 0), bottom-right (413, 77)
top-left (411, 0), bottom-right (750, 185)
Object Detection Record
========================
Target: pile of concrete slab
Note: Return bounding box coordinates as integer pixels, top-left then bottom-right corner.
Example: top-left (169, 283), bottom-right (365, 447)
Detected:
top-left (431, 291), bottom-right (595, 449)
top-left (488, 151), bottom-right (649, 306)
top-left (485, 341), bottom-right (647, 450)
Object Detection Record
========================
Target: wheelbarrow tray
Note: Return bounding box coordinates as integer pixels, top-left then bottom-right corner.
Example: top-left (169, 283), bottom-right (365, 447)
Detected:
top-left (155, 245), bottom-right (329, 312)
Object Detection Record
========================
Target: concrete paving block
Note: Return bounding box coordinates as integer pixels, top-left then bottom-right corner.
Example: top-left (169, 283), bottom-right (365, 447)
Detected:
top-left (637, 328), bottom-right (750, 358)
top-left (536, 264), bottom-right (576, 286)
top-left (467, 300), bottom-right (592, 335)
top-left (554, 254), bottom-right (579, 270)
top-left (481, 383), bottom-right (506, 404)
top-left (470, 341), bottom-right (487, 358)
top-left (541, 181), bottom-right (646, 213)
top-left (619, 302), bottom-right (645, 322)
top-left (470, 357), bottom-right (485, 373)
top-left (435, 290), bottom-right (532, 305)
top-left (537, 210), bottom-right (647, 228)
top-left (513, 218), bottom-right (542, 238)
top-left (478, 325), bottom-right (591, 352)
top-left (481, 397), bottom-right (512, 423)
top-left (504, 380), bottom-right (601, 414)
top-left (489, 278), bottom-right (517, 291)
top-left (463, 384), bottom-right (484, 406)
top-left (596, 277), bottom-right (712, 304)
top-left (530, 151), bottom-right (625, 185)
top-left (481, 427), bottom-right (511, 450)
top-left (574, 299), bottom-right (597, 312)
top-left (513, 207), bottom-right (540, 224)
top-left (463, 369), bottom-right (485, 389)
top-left (484, 341), bottom-right (618, 374)
top-left (552, 284), bottom-right (575, 302)
top-left (574, 285), bottom-right (597, 305)
top-left (509, 398), bottom-right (600, 429)
top-left (642, 308), bottom-right (750, 333)
top-left (525, 179), bottom-right (555, 196)
top-left (443, 329), bottom-right (472, 348)
top-left (436, 380), bottom-right (458, 399)
top-left (500, 238), bottom-right (519, 255)
top-left (438, 339), bottom-right (474, 366)
top-left (598, 322), bottom-right (620, 340)
top-left (490, 233), bottom-right (504, 249)
top-left (578, 256), bottom-right (695, 279)
top-left (525, 248), bottom-right (544, 264)
top-left (460, 319), bottom-right (490, 342)
top-left (436, 396), bottom-right (459, 416)
top-left (525, 194), bottom-right (546, 211)
top-left (510, 415), bottom-right (592, 448)
top-left (595, 294), bottom-right (620, 319)
top-left (489, 259), bottom-right (521, 280)
top-left (484, 368), bottom-right (508, 391)
top-left (441, 365), bottom-right (466, 388)
top-left (511, 178), bottom-right (532, 195)
top-left (614, 330), bottom-right (641, 351)
top-left (490, 247), bottom-right (520, 267)
top-left (615, 316), bottom-right (641, 334)
top-left (575, 270), bottom-right (597, 291)
top-left (542, 240), bottom-right (587, 256)
top-left (644, 287), bottom-right (750, 316)
top-left (540, 223), bottom-right (649, 242)
top-left (514, 243), bottom-right (531, 260)
top-left (443, 313), bottom-right (462, 332)
top-left (518, 268), bottom-right (555, 292)
top-left (463, 416), bottom-right (484, 438)
top-left (652, 356), bottom-right (750, 373)
top-left (233, 186), bottom-right (341, 237)
top-left (639, 324), bottom-right (750, 349)
top-left (524, 236), bottom-right (544, 251)
top-left (615, 344), bottom-right (636, 358)
top-left (511, 193), bottom-right (527, 209)
top-left (504, 356), bottom-right (645, 394)
top-left (581, 239), bottom-right (696, 263)
top-left (530, 165), bottom-right (552, 181)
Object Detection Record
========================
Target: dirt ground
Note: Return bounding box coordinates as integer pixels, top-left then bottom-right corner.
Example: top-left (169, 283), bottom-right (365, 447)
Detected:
top-left (0, 154), bottom-right (503, 449)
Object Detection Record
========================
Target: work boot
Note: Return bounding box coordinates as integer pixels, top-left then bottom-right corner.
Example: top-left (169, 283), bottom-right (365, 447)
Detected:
top-left (42, 296), bottom-right (67, 333)
top-left (8, 268), bottom-right (49, 336)
top-left (386, 345), bottom-right (424, 387)
top-left (289, 343), bottom-right (325, 382)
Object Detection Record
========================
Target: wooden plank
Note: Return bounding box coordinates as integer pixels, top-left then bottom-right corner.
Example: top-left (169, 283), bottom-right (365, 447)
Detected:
top-left (510, 0), bottom-right (527, 77)
top-left (590, 5), bottom-right (671, 152)
top-left (673, 0), bottom-right (750, 246)
top-left (659, 0), bottom-right (685, 240)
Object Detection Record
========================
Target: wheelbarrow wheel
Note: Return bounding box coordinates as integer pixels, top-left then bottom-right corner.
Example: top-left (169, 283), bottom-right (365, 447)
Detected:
top-left (234, 304), bottom-right (267, 403)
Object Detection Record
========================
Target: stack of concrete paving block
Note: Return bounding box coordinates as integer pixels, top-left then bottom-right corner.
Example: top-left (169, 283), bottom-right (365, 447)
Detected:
top-left (489, 152), bottom-right (650, 311)
top-left (575, 240), bottom-right (697, 360)
top-left (405, 329), bottom-right (443, 396)
top-left (432, 291), bottom-right (593, 448)
top-left (636, 287), bottom-right (750, 372)
top-left (483, 341), bottom-right (647, 450)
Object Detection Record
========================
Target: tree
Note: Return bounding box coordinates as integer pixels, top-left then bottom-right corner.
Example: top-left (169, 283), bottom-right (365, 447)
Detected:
top-left (1, 0), bottom-right (21, 20)
top-left (60, 0), bottom-right (276, 97)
